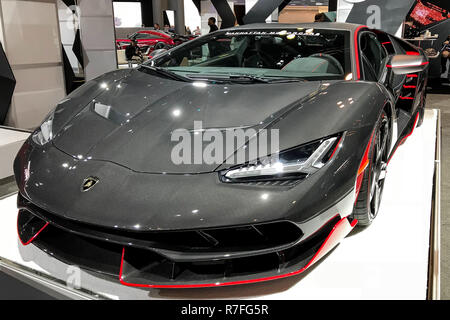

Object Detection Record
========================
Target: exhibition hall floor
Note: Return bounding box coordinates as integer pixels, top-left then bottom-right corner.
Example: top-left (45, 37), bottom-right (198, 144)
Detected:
top-left (0, 110), bottom-right (438, 300)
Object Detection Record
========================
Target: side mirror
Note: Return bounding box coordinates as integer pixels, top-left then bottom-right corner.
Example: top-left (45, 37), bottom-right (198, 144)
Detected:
top-left (387, 54), bottom-right (429, 75)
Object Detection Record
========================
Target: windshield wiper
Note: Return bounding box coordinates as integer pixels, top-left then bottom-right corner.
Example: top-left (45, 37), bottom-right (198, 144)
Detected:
top-left (187, 74), bottom-right (303, 84)
top-left (228, 75), bottom-right (270, 83)
top-left (139, 65), bottom-right (192, 82)
top-left (186, 74), bottom-right (269, 83)
top-left (263, 77), bottom-right (304, 83)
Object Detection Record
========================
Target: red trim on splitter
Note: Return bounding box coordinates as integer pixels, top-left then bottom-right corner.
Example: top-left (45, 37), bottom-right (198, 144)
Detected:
top-left (399, 96), bottom-right (414, 100)
top-left (407, 74), bottom-right (418, 78)
top-left (354, 26), bottom-right (367, 80)
top-left (403, 85), bottom-right (416, 89)
top-left (387, 111), bottom-right (419, 165)
top-left (118, 216), bottom-right (357, 288)
top-left (17, 215), bottom-right (49, 246)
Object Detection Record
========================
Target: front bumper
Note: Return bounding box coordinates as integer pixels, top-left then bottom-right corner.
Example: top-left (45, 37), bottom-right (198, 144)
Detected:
top-left (17, 192), bottom-right (356, 288)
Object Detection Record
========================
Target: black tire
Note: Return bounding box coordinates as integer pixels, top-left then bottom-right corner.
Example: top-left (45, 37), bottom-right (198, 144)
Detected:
top-left (416, 89), bottom-right (426, 128)
top-left (416, 106), bottom-right (424, 128)
top-left (352, 110), bottom-right (390, 226)
top-left (154, 42), bottom-right (167, 50)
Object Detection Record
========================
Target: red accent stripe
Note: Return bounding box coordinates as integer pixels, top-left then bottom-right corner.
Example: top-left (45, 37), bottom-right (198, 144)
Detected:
top-left (354, 26), bottom-right (367, 80)
top-left (403, 85), bottom-right (416, 89)
top-left (407, 74), bottom-right (418, 78)
top-left (17, 218), bottom-right (49, 246)
top-left (357, 132), bottom-right (373, 176)
top-left (387, 111), bottom-right (420, 165)
top-left (329, 136), bottom-right (343, 160)
top-left (382, 41), bottom-right (391, 45)
top-left (119, 216), bottom-right (357, 288)
top-left (354, 130), bottom-right (374, 203)
top-left (406, 51), bottom-right (420, 55)
top-left (399, 96), bottom-right (414, 100)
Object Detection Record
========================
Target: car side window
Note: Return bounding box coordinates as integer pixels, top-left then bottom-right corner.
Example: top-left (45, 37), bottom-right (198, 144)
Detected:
top-left (361, 55), bottom-right (377, 81)
top-left (135, 33), bottom-right (159, 40)
top-left (360, 32), bottom-right (386, 80)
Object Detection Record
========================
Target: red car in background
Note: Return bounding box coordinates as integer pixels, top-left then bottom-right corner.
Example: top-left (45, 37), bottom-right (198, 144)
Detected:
top-left (116, 30), bottom-right (175, 54)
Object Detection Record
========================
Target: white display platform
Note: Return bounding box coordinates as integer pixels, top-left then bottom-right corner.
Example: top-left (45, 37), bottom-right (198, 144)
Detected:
top-left (0, 128), bottom-right (30, 179)
top-left (0, 110), bottom-right (438, 300)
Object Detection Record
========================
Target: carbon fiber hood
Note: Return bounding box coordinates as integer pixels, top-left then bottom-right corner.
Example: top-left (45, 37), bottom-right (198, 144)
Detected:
top-left (53, 69), bottom-right (321, 173)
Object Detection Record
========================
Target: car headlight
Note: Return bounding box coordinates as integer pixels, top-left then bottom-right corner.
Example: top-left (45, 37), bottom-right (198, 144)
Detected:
top-left (221, 135), bottom-right (342, 183)
top-left (31, 110), bottom-right (55, 146)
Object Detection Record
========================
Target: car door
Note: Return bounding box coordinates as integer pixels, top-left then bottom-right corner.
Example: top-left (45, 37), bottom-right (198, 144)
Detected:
top-left (387, 35), bottom-right (427, 117)
top-left (366, 30), bottom-right (427, 139)
top-left (135, 32), bottom-right (159, 47)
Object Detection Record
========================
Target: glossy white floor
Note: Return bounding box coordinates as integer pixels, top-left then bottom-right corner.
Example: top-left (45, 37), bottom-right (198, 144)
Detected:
top-left (0, 110), bottom-right (437, 300)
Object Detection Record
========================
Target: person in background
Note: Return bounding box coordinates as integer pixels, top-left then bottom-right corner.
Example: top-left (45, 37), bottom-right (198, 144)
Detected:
top-left (125, 40), bottom-right (143, 65)
top-left (441, 35), bottom-right (450, 74)
top-left (154, 23), bottom-right (161, 30)
top-left (207, 18), bottom-right (219, 57)
top-left (186, 26), bottom-right (192, 35)
top-left (194, 26), bottom-right (201, 36)
top-left (403, 17), bottom-right (419, 39)
top-left (208, 17), bottom-right (218, 33)
top-left (314, 12), bottom-right (326, 22)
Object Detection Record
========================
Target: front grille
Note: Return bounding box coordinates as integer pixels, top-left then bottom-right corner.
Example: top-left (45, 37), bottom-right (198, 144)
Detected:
top-left (33, 224), bottom-right (122, 277)
top-left (18, 193), bottom-right (303, 260)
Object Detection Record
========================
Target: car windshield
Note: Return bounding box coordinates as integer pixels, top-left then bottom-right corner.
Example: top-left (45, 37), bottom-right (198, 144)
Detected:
top-left (146, 28), bottom-right (352, 82)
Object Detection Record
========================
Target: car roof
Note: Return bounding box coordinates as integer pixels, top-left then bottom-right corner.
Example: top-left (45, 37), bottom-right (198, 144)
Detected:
top-left (225, 22), bottom-right (364, 32)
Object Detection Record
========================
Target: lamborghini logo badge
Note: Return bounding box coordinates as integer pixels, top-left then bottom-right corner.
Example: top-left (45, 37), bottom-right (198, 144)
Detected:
top-left (81, 177), bottom-right (99, 192)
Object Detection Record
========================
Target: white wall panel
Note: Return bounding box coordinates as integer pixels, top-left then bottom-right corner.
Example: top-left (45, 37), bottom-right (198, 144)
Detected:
top-left (78, 0), bottom-right (116, 81)
top-left (78, 0), bottom-right (113, 17)
top-left (12, 88), bottom-right (65, 129)
top-left (1, 0), bottom-right (61, 65)
top-left (13, 65), bottom-right (65, 93)
top-left (83, 50), bottom-right (116, 80)
top-left (79, 16), bottom-right (116, 50)
top-left (1, 0), bottom-right (65, 129)
top-left (10, 65), bottom-right (65, 128)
